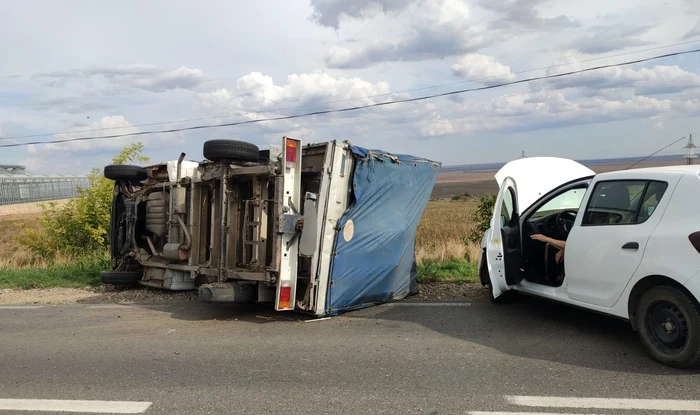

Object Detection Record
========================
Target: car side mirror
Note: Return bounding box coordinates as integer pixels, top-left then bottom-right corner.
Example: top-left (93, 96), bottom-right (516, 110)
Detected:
top-left (500, 215), bottom-right (506, 227)
top-left (647, 206), bottom-right (655, 216)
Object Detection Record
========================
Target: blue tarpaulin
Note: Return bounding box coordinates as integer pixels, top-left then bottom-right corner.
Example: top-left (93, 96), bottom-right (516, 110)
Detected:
top-left (326, 145), bottom-right (441, 315)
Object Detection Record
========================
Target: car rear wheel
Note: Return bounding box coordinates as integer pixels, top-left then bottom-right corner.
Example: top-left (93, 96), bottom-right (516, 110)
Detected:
top-left (104, 165), bottom-right (148, 182)
top-left (100, 271), bottom-right (142, 285)
top-left (636, 285), bottom-right (700, 368)
top-left (203, 139), bottom-right (259, 163)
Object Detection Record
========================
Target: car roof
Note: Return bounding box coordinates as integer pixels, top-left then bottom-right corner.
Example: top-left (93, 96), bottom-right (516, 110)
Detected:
top-left (597, 164), bottom-right (700, 179)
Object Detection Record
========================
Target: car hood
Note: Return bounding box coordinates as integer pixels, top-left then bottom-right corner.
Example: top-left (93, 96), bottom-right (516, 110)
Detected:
top-left (494, 157), bottom-right (595, 212)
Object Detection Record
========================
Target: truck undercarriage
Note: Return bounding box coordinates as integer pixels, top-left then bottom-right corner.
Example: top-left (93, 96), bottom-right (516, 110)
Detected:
top-left (103, 137), bottom-right (341, 312)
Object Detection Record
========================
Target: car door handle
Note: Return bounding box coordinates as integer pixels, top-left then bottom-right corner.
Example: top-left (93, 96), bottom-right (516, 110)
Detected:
top-left (622, 242), bottom-right (639, 250)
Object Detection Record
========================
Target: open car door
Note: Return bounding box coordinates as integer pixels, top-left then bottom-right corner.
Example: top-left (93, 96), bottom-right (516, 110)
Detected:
top-left (486, 177), bottom-right (524, 298)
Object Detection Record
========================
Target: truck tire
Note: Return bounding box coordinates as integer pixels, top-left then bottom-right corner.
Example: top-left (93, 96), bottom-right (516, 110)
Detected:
top-left (636, 285), bottom-right (700, 368)
top-left (203, 139), bottom-right (259, 163)
top-left (104, 165), bottom-right (148, 182)
top-left (100, 271), bottom-right (142, 285)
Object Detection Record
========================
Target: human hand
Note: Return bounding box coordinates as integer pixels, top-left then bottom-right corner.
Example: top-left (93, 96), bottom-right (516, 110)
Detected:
top-left (530, 234), bottom-right (550, 244)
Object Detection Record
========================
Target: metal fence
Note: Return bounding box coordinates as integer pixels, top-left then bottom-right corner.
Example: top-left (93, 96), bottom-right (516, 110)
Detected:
top-left (0, 175), bottom-right (90, 206)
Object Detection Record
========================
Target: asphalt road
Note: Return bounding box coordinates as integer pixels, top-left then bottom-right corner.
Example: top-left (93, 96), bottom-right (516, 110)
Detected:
top-left (1, 293), bottom-right (700, 414)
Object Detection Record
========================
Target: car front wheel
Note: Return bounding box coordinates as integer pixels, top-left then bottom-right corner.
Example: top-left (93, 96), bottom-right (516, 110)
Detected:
top-left (636, 285), bottom-right (700, 368)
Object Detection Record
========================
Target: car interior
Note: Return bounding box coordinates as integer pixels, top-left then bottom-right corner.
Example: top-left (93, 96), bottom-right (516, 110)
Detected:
top-left (521, 184), bottom-right (588, 287)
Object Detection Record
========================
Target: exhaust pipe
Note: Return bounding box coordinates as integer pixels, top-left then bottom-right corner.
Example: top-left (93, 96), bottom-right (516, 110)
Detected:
top-left (146, 236), bottom-right (160, 256)
top-left (163, 152), bottom-right (191, 262)
top-left (176, 215), bottom-right (191, 251)
top-left (176, 152), bottom-right (185, 185)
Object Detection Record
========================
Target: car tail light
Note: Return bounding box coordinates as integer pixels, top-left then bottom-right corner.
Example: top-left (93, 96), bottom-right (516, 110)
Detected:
top-left (279, 285), bottom-right (292, 309)
top-left (689, 232), bottom-right (700, 254)
top-left (286, 139), bottom-right (297, 163)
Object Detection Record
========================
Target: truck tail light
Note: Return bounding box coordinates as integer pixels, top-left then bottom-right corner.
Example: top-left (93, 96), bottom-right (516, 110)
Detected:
top-left (689, 232), bottom-right (700, 254)
top-left (286, 139), bottom-right (297, 163)
top-left (278, 285), bottom-right (292, 309)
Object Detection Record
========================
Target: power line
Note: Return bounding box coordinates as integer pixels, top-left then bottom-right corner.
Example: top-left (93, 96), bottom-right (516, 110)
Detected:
top-left (2, 47), bottom-right (699, 149)
top-left (625, 136), bottom-right (689, 170)
top-left (2, 39), bottom-right (699, 142)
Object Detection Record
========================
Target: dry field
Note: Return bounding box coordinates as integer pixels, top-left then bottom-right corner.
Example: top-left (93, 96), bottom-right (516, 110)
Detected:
top-left (0, 212), bottom-right (49, 268)
top-left (0, 201), bottom-right (77, 268)
top-left (416, 199), bottom-right (481, 264)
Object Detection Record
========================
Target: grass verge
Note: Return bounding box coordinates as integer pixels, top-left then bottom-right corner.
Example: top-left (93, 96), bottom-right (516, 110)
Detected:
top-left (0, 256), bottom-right (478, 289)
top-left (417, 260), bottom-right (479, 284)
top-left (0, 255), bottom-right (108, 290)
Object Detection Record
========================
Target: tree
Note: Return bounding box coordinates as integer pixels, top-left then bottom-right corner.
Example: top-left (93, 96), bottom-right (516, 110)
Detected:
top-left (468, 194), bottom-right (496, 243)
top-left (18, 143), bottom-right (149, 259)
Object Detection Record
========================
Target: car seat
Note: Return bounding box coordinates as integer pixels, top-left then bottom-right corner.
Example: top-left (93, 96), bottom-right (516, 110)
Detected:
top-left (587, 183), bottom-right (632, 224)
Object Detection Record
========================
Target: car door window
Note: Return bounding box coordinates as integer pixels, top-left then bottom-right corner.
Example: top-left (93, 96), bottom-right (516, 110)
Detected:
top-left (637, 181), bottom-right (669, 223)
top-left (582, 180), bottom-right (666, 226)
top-left (500, 187), bottom-right (515, 227)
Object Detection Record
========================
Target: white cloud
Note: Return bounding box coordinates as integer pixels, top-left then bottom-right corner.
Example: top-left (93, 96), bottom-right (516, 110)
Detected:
top-left (27, 115), bottom-right (141, 154)
top-left (32, 65), bottom-right (210, 93)
top-left (568, 24), bottom-right (653, 54)
top-left (684, 0), bottom-right (700, 39)
top-left (480, 0), bottom-right (579, 32)
top-left (309, 0), bottom-right (413, 29)
top-left (433, 91), bottom-right (674, 137)
top-left (20, 115), bottom-right (186, 174)
top-left (193, 60), bottom-right (700, 146)
top-left (538, 60), bottom-right (700, 96)
top-left (3, 0), bottom-right (700, 169)
top-left (198, 71), bottom-right (392, 114)
top-left (421, 116), bottom-right (454, 136)
top-left (316, 0), bottom-right (583, 69)
top-left (194, 71), bottom-right (396, 148)
top-left (31, 97), bottom-right (114, 114)
top-left (322, 0), bottom-right (496, 68)
top-left (451, 54), bottom-right (516, 85)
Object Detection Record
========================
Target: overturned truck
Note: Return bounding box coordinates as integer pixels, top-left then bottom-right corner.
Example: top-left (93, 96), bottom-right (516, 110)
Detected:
top-left (102, 137), bottom-right (440, 316)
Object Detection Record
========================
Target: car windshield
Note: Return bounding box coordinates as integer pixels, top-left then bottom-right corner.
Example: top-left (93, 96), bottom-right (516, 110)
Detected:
top-left (529, 187), bottom-right (586, 220)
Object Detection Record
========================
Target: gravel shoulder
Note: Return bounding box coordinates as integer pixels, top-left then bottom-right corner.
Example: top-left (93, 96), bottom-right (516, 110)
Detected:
top-left (0, 282), bottom-right (486, 305)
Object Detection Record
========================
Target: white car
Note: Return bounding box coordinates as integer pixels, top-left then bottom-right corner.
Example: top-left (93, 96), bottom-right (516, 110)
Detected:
top-left (479, 157), bottom-right (700, 368)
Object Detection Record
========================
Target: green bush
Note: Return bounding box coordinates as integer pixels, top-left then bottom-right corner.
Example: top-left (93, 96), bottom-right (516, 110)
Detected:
top-left (467, 193), bottom-right (496, 243)
top-left (17, 143), bottom-right (149, 260)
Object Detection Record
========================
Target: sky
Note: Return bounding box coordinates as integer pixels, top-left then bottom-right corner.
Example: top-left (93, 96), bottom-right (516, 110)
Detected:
top-left (1, 0), bottom-right (699, 174)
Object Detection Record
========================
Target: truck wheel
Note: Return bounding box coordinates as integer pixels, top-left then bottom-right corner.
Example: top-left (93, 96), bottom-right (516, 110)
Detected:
top-left (100, 271), bottom-right (142, 285)
top-left (636, 285), bottom-right (700, 368)
top-left (104, 165), bottom-right (148, 182)
top-left (203, 139), bottom-right (259, 163)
